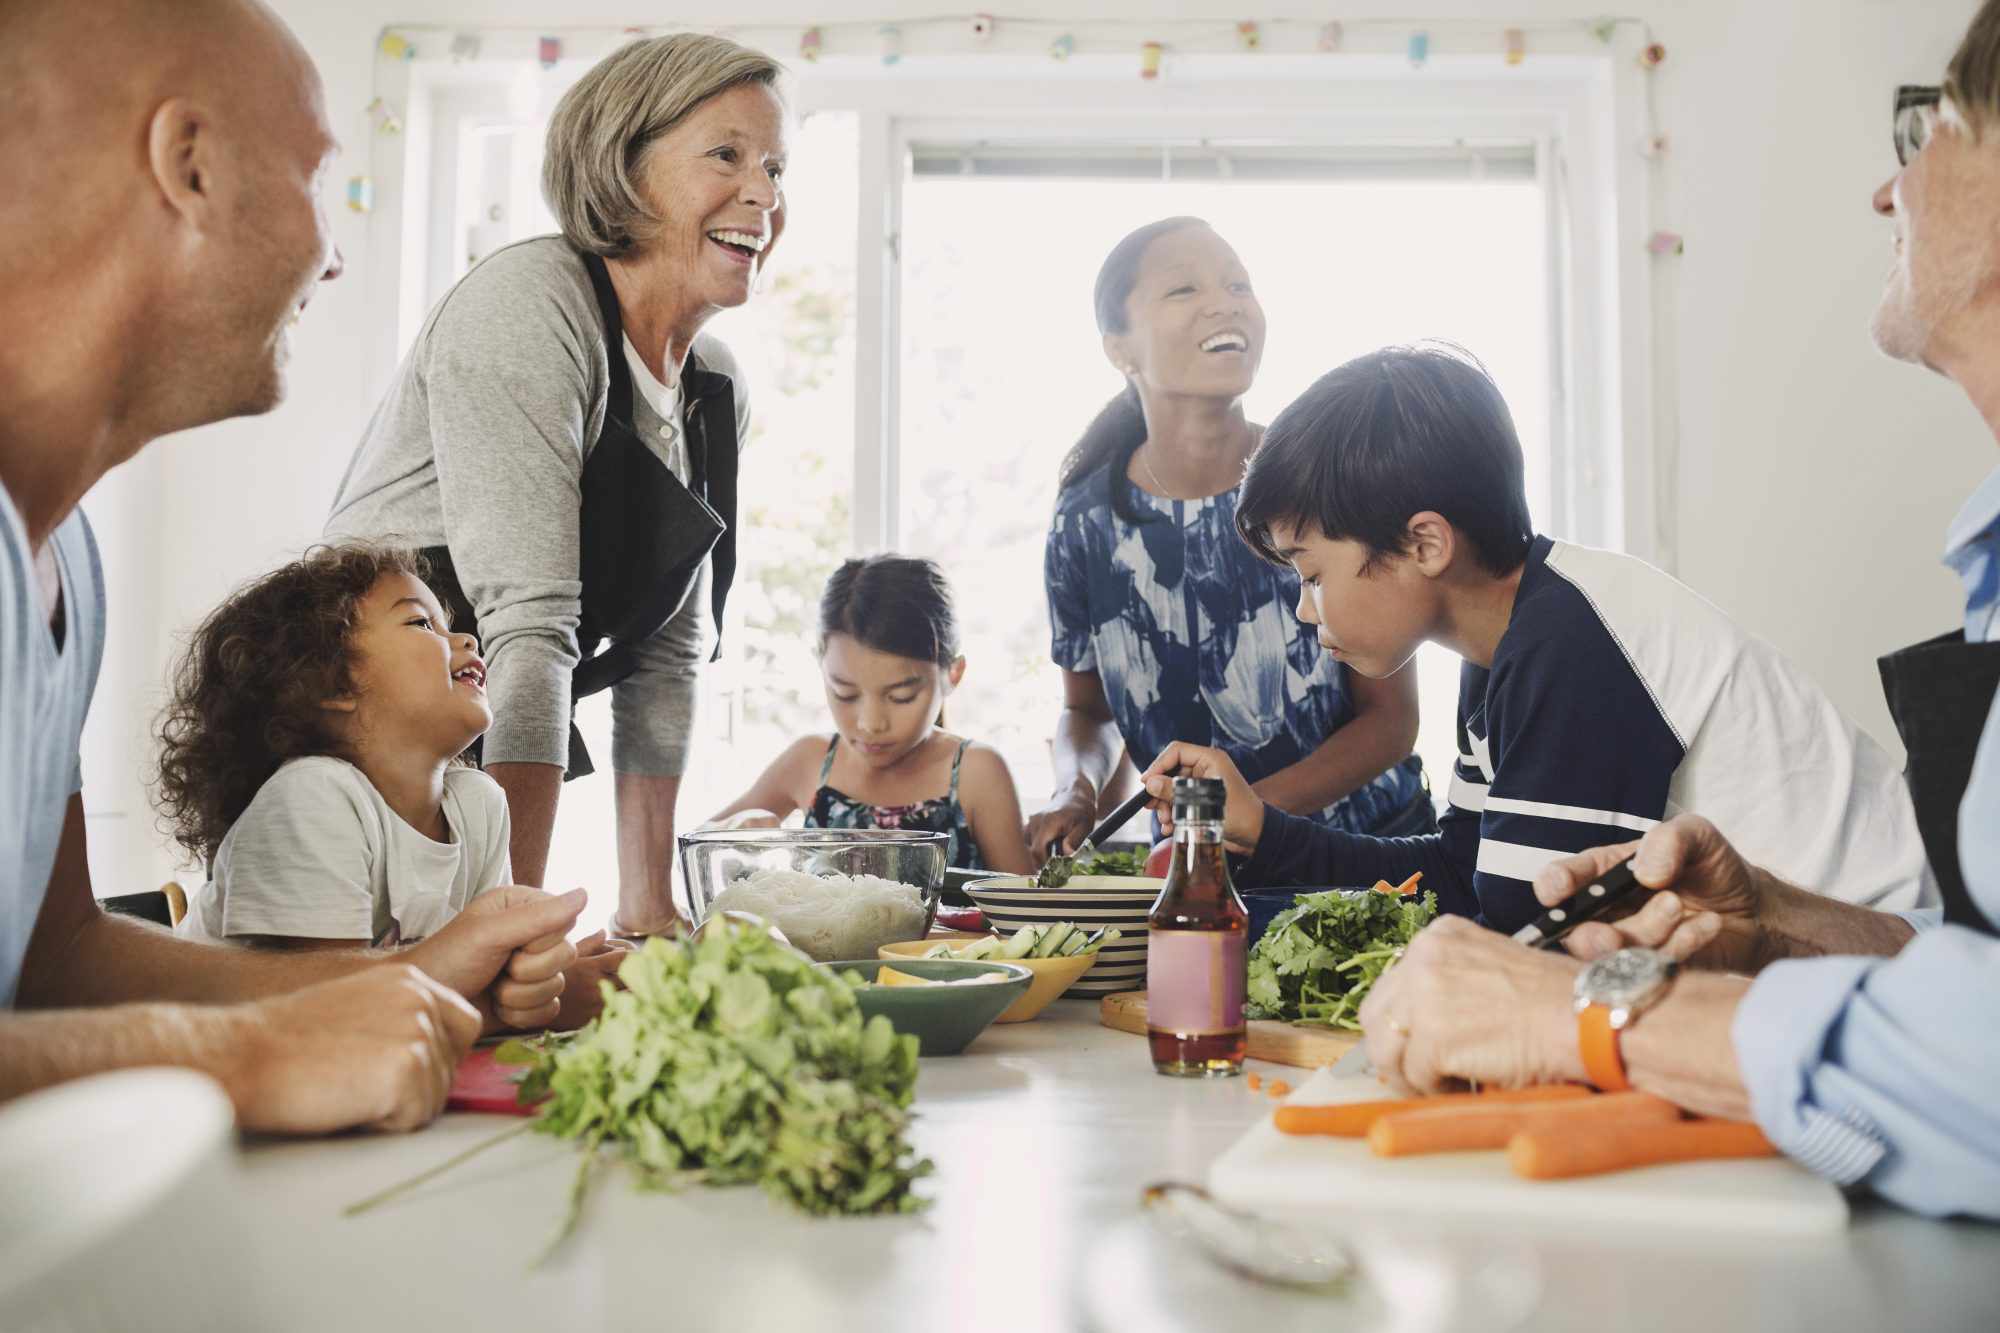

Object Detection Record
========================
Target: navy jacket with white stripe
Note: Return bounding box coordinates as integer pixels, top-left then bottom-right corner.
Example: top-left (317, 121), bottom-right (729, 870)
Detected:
top-left (1239, 536), bottom-right (1934, 931)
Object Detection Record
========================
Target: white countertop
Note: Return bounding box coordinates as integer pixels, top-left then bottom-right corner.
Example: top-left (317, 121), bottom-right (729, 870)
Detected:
top-left (196, 1006), bottom-right (2000, 1333)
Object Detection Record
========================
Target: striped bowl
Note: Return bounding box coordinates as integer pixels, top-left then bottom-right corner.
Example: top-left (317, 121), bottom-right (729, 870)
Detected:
top-left (962, 875), bottom-right (1161, 997)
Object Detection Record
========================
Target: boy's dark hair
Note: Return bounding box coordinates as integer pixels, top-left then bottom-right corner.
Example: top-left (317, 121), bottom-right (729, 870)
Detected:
top-left (818, 554), bottom-right (960, 668)
top-left (1057, 216), bottom-right (1208, 524)
top-left (153, 544), bottom-right (435, 865)
top-left (1237, 342), bottom-right (1534, 576)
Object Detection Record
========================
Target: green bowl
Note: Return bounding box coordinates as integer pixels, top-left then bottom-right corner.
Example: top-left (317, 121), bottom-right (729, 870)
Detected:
top-left (821, 958), bottom-right (1032, 1055)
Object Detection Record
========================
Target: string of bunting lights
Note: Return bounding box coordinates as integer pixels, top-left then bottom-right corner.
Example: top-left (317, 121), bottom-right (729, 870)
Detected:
top-left (350, 13), bottom-right (1678, 254)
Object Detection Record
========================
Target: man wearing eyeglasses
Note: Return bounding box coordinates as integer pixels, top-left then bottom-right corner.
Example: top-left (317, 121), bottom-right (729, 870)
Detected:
top-left (1353, 1), bottom-right (2000, 1219)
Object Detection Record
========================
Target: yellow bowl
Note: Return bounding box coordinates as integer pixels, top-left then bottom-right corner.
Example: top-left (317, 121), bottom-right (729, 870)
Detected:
top-left (877, 938), bottom-right (1098, 1023)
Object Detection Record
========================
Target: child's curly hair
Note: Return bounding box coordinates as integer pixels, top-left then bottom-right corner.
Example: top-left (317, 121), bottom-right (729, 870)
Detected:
top-left (153, 544), bottom-right (435, 865)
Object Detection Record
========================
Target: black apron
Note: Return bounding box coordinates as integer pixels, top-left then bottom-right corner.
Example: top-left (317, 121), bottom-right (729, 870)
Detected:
top-left (1877, 629), bottom-right (2000, 935)
top-left (422, 249), bottom-right (739, 780)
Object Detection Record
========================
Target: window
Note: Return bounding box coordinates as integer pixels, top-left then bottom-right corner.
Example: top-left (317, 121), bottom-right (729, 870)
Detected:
top-left (896, 152), bottom-right (1548, 803)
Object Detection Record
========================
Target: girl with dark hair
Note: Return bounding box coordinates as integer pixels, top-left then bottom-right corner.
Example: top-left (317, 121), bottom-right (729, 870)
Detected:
top-left (704, 555), bottom-right (1035, 872)
top-left (1027, 219), bottom-right (1430, 856)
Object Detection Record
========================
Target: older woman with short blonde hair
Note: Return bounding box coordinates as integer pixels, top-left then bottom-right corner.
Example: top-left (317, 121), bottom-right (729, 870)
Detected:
top-left (328, 34), bottom-right (788, 935)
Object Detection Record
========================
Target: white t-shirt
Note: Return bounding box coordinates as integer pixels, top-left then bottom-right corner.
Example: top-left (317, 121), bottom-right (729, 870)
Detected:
top-left (177, 757), bottom-right (512, 945)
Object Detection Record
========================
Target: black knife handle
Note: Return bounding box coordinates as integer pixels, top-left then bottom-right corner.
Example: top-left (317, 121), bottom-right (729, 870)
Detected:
top-left (1514, 855), bottom-right (1643, 949)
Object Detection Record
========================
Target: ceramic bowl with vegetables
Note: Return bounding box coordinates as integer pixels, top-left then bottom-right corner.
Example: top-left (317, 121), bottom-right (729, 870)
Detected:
top-left (677, 829), bottom-right (947, 962)
top-left (879, 921), bottom-right (1124, 1022)
top-left (962, 875), bottom-right (1158, 997)
top-left (820, 958), bottom-right (1031, 1055)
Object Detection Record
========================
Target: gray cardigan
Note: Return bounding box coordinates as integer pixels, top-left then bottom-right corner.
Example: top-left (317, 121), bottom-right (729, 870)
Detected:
top-left (326, 236), bottom-right (750, 776)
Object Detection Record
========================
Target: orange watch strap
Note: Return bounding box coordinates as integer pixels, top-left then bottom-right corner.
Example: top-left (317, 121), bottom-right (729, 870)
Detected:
top-left (1578, 1003), bottom-right (1631, 1092)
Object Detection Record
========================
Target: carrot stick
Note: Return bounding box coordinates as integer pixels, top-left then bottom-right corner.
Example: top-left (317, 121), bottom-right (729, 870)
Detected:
top-left (1368, 1091), bottom-right (1678, 1157)
top-left (1509, 1118), bottom-right (1776, 1180)
top-left (1370, 879), bottom-right (1397, 894)
top-left (1393, 871), bottom-right (1423, 896)
top-left (1274, 1084), bottom-right (1593, 1137)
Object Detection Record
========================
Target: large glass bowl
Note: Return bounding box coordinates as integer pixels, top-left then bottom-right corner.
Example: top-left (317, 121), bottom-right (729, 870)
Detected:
top-left (676, 828), bottom-right (947, 961)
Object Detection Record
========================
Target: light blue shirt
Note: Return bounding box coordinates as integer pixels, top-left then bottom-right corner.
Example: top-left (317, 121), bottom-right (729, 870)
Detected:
top-left (0, 488), bottom-right (105, 1006)
top-left (1731, 464), bottom-right (2000, 1218)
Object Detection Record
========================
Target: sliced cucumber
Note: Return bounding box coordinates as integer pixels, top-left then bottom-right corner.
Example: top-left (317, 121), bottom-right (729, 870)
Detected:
top-left (998, 925), bottom-right (1041, 960)
top-left (959, 936), bottom-right (1000, 961)
top-left (1034, 924), bottom-right (1075, 958)
top-left (1056, 929), bottom-right (1090, 957)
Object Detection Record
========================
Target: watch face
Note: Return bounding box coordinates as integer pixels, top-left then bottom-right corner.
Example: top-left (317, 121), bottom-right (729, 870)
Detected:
top-left (1575, 947), bottom-right (1676, 1010)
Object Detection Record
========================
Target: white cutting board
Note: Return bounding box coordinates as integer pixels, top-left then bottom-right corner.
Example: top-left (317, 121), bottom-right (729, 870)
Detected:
top-left (1209, 1068), bottom-right (1848, 1238)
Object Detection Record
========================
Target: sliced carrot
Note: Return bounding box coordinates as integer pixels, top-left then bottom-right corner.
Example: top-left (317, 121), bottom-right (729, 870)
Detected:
top-left (1273, 1084), bottom-right (1592, 1137)
top-left (1509, 1118), bottom-right (1776, 1180)
top-left (1367, 1091), bottom-right (1677, 1157)
top-left (1370, 879), bottom-right (1396, 894)
top-left (1393, 871), bottom-right (1423, 896)
top-left (1266, 1079), bottom-right (1293, 1098)
top-left (1246, 1072), bottom-right (1262, 1092)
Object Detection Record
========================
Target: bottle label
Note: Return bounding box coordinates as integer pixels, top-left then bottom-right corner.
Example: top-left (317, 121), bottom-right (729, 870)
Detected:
top-left (1146, 929), bottom-right (1245, 1035)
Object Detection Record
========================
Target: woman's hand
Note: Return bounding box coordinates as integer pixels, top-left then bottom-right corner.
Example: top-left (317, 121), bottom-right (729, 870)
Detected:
top-left (1532, 816), bottom-right (1768, 970)
top-left (1023, 781), bottom-right (1097, 858)
top-left (1358, 917), bottom-right (1585, 1095)
top-left (1140, 742), bottom-right (1265, 854)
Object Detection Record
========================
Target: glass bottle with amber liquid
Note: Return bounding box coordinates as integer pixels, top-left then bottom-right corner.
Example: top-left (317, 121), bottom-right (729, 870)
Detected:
top-left (1146, 777), bottom-right (1248, 1077)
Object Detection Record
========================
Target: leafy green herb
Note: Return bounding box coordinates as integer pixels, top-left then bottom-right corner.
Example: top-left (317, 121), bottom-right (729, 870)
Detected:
top-left (349, 921), bottom-right (931, 1261)
top-left (1244, 890), bottom-right (1437, 1031)
top-left (1074, 849), bottom-right (1149, 878)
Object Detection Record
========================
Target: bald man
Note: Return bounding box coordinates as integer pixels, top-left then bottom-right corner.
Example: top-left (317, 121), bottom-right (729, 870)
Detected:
top-left (0, 0), bottom-right (588, 1135)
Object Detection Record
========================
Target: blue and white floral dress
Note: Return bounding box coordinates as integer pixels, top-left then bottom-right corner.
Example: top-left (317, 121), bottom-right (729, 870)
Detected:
top-left (1044, 462), bottom-right (1425, 835)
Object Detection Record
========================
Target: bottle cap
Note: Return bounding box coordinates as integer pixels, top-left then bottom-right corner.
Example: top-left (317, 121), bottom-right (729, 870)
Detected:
top-left (1172, 777), bottom-right (1226, 821)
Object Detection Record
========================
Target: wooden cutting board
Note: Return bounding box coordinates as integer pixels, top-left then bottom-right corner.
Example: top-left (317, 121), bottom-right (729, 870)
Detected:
top-left (1098, 992), bottom-right (1359, 1069)
top-left (1209, 1067), bottom-right (1847, 1236)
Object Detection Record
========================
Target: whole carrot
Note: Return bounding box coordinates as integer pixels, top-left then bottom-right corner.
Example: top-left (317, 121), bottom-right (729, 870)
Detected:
top-left (1510, 1118), bottom-right (1776, 1180)
top-left (1274, 1084), bottom-right (1592, 1137)
top-left (1368, 1091), bottom-right (1677, 1157)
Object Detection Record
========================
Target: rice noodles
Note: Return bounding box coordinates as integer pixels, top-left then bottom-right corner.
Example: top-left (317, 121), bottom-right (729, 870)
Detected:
top-left (710, 868), bottom-right (928, 962)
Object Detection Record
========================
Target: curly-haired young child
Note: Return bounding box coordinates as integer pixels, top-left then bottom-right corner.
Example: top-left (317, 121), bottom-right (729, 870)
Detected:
top-left (158, 546), bottom-right (620, 1021)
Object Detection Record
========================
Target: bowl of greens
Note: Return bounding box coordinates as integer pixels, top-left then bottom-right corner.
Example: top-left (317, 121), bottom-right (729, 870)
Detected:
top-left (821, 958), bottom-right (1031, 1055)
top-left (879, 920), bottom-right (1123, 1022)
top-left (962, 875), bottom-right (1159, 997)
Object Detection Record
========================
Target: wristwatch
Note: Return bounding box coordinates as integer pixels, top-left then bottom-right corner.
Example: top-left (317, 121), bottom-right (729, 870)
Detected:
top-left (1572, 947), bottom-right (1679, 1092)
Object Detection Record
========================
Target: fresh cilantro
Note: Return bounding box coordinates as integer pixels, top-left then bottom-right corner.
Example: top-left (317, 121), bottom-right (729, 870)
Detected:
top-left (1244, 890), bottom-right (1437, 1031)
top-left (349, 921), bottom-right (931, 1261)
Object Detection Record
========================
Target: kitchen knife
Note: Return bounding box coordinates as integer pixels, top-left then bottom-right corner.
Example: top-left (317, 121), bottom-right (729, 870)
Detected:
top-left (1510, 855), bottom-right (1643, 951)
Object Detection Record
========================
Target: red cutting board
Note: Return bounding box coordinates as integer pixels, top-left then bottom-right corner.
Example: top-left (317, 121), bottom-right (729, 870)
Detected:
top-left (446, 1046), bottom-right (546, 1116)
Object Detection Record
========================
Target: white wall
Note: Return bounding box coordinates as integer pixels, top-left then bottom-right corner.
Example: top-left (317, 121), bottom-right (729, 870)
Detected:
top-left (79, 0), bottom-right (1993, 892)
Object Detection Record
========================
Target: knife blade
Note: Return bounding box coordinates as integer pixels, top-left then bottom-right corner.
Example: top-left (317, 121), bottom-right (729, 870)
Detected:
top-left (1510, 854), bottom-right (1643, 951)
top-left (1328, 1041), bottom-right (1374, 1079)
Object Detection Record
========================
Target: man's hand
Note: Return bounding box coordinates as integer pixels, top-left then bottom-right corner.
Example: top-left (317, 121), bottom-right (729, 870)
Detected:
top-left (1358, 916), bottom-right (1585, 1096)
top-left (1022, 780), bottom-right (1098, 859)
top-left (404, 887), bottom-right (587, 1026)
top-left (1140, 742), bottom-right (1265, 854)
top-left (1532, 816), bottom-right (1767, 970)
top-left (210, 966), bottom-right (481, 1135)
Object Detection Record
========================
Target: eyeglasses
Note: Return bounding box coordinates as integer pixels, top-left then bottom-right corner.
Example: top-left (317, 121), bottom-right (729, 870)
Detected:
top-left (1895, 84), bottom-right (1942, 167)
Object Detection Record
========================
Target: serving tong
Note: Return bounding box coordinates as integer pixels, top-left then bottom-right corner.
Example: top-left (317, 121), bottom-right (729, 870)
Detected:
top-left (1034, 788), bottom-right (1154, 887)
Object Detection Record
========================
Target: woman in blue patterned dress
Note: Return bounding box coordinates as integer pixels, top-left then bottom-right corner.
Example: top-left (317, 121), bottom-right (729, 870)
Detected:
top-left (1023, 218), bottom-right (1431, 860)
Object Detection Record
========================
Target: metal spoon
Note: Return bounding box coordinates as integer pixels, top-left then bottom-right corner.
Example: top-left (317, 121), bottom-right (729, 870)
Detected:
top-left (1141, 1182), bottom-right (1360, 1291)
